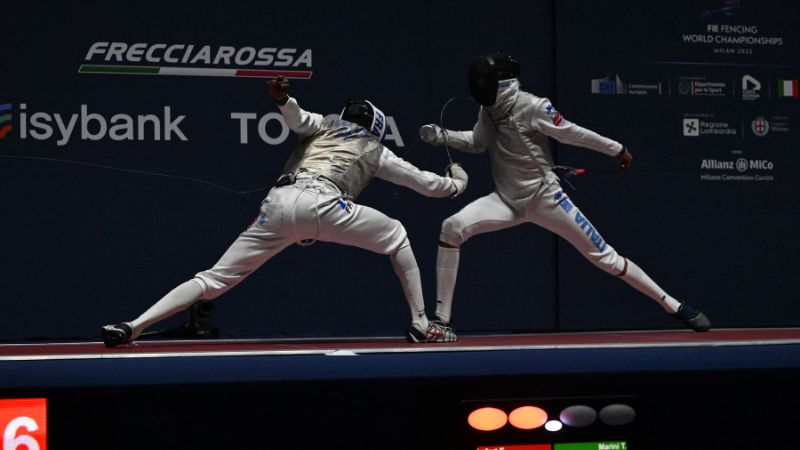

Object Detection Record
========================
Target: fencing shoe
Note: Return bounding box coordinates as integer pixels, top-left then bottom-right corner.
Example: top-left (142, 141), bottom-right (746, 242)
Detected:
top-left (671, 303), bottom-right (711, 332)
top-left (432, 316), bottom-right (455, 332)
top-left (101, 322), bottom-right (134, 348)
top-left (405, 321), bottom-right (458, 343)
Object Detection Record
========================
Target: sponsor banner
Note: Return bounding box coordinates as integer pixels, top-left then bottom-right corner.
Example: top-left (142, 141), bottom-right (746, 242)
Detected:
top-left (1, 103), bottom-right (406, 148)
top-left (750, 115), bottom-right (791, 137)
top-left (740, 73), bottom-right (764, 100)
top-left (676, 76), bottom-right (731, 98)
top-left (81, 42), bottom-right (314, 79)
top-left (699, 155), bottom-right (776, 182)
top-left (681, 113), bottom-right (738, 137)
top-left (0, 0), bottom-right (560, 342)
top-left (593, 70), bottom-right (798, 101)
top-left (591, 70), bottom-right (800, 102)
top-left (557, 0), bottom-right (800, 331)
top-left (590, 74), bottom-right (663, 95)
top-left (680, 113), bottom-right (790, 139)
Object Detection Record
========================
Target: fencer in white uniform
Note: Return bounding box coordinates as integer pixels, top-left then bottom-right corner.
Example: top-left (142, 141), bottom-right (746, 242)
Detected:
top-left (101, 76), bottom-right (467, 347)
top-left (420, 53), bottom-right (710, 332)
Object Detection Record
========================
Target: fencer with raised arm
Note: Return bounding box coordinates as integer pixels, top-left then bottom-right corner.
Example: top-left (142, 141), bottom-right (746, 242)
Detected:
top-left (100, 76), bottom-right (468, 347)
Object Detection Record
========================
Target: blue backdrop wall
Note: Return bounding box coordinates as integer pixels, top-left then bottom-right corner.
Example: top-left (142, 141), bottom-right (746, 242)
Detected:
top-left (555, 0), bottom-right (800, 330)
top-left (0, 0), bottom-right (796, 341)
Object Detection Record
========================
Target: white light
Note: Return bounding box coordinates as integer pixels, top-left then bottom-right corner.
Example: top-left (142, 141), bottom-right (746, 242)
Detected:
top-left (545, 420), bottom-right (563, 432)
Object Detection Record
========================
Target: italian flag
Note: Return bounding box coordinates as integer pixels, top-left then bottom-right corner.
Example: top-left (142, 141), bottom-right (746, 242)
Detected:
top-left (778, 79), bottom-right (798, 98)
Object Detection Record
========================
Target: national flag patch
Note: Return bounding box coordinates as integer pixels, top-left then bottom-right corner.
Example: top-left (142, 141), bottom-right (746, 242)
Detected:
top-left (777, 79), bottom-right (798, 98)
top-left (545, 103), bottom-right (564, 126)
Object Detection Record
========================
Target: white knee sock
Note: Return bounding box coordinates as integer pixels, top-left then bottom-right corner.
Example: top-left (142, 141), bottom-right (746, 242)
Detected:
top-left (390, 244), bottom-right (428, 329)
top-left (435, 246), bottom-right (460, 324)
top-left (130, 279), bottom-right (204, 339)
top-left (619, 259), bottom-right (681, 313)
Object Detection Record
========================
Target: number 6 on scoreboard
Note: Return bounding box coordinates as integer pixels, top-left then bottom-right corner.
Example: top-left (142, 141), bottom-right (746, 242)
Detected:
top-left (1, 399), bottom-right (46, 450)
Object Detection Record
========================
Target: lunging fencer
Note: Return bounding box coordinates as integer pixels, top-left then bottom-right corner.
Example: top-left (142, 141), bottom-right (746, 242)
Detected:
top-left (419, 53), bottom-right (710, 332)
top-left (101, 76), bottom-right (467, 347)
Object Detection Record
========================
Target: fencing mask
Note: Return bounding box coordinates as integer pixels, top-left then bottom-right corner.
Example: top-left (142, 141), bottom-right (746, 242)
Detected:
top-left (340, 99), bottom-right (387, 140)
top-left (468, 53), bottom-right (521, 106)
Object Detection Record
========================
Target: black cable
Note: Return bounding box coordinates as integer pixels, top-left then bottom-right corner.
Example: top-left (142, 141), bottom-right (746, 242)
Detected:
top-left (0, 154), bottom-right (270, 195)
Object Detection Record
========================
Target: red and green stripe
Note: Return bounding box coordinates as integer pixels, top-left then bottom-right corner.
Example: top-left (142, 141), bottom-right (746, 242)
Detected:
top-left (78, 65), bottom-right (312, 79)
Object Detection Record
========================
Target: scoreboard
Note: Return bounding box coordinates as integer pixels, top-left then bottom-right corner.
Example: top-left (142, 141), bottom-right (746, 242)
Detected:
top-left (1, 399), bottom-right (47, 450)
top-left (460, 396), bottom-right (637, 450)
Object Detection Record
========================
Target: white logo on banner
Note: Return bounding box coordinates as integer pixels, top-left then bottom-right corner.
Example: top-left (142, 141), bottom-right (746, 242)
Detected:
top-left (742, 74), bottom-right (761, 100)
top-left (230, 113), bottom-right (406, 147)
top-left (17, 103), bottom-right (187, 146)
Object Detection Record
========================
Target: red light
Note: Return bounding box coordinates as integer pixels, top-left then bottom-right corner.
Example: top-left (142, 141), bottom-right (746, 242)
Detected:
top-left (478, 445), bottom-right (550, 450)
top-left (468, 407), bottom-right (508, 431)
top-left (508, 405), bottom-right (548, 430)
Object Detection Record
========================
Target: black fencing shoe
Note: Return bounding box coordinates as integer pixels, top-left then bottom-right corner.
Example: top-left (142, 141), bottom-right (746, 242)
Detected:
top-left (101, 322), bottom-right (134, 348)
top-left (672, 303), bottom-right (711, 332)
top-left (405, 321), bottom-right (458, 343)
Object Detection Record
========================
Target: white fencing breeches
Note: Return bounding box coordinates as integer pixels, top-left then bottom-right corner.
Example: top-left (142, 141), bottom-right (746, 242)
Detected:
top-left (195, 178), bottom-right (408, 300)
top-left (434, 180), bottom-right (678, 322)
top-left (440, 183), bottom-right (625, 275)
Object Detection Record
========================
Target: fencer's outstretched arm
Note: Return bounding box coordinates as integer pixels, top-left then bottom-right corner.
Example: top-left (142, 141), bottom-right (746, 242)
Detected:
top-left (531, 97), bottom-right (623, 156)
top-left (375, 147), bottom-right (468, 198)
top-left (267, 76), bottom-right (324, 137)
top-left (531, 97), bottom-right (633, 172)
top-left (419, 110), bottom-right (495, 154)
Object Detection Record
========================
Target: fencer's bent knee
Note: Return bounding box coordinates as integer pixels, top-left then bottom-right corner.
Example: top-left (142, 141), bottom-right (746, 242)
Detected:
top-left (615, 257), bottom-right (629, 277)
top-left (380, 219), bottom-right (409, 255)
top-left (440, 215), bottom-right (466, 247)
top-left (439, 240), bottom-right (457, 249)
top-left (391, 237), bottom-right (411, 255)
top-left (193, 272), bottom-right (240, 300)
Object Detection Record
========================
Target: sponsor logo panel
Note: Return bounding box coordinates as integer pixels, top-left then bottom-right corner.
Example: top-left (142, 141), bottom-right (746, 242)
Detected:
top-left (741, 74), bottom-right (762, 100)
top-left (590, 74), bottom-right (662, 96)
top-left (699, 156), bottom-right (775, 182)
top-left (2, 102), bottom-right (406, 148)
top-left (80, 42), bottom-right (314, 79)
top-left (676, 76), bottom-right (731, 98)
top-left (681, 113), bottom-right (737, 137)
